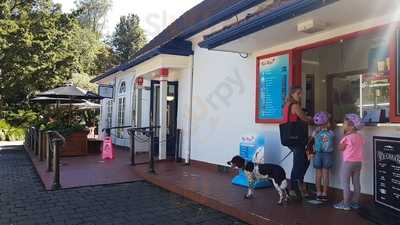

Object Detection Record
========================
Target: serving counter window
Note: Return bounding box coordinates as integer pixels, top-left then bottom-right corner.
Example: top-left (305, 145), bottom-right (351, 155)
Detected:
top-left (302, 31), bottom-right (395, 124)
top-left (255, 28), bottom-right (400, 124)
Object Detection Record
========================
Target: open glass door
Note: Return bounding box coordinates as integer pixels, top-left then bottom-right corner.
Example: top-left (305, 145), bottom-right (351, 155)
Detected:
top-left (150, 81), bottom-right (178, 160)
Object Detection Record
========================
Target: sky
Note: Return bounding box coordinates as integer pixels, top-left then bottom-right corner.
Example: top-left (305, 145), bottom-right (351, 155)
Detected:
top-left (53, 0), bottom-right (202, 40)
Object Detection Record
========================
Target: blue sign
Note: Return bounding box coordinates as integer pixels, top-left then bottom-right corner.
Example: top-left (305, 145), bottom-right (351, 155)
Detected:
top-left (258, 54), bottom-right (289, 121)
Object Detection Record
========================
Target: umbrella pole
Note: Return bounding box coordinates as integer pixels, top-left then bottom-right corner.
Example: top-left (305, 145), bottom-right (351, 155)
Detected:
top-left (56, 100), bottom-right (60, 122)
top-left (68, 99), bottom-right (72, 125)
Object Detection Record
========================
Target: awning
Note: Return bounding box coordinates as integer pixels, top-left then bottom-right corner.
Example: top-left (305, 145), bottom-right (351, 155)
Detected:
top-left (199, 0), bottom-right (400, 53)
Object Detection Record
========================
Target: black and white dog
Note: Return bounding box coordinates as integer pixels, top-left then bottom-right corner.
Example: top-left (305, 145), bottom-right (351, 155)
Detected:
top-left (227, 155), bottom-right (289, 205)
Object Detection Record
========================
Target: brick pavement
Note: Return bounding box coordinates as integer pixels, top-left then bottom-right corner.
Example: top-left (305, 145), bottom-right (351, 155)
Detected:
top-left (0, 146), bottom-right (247, 225)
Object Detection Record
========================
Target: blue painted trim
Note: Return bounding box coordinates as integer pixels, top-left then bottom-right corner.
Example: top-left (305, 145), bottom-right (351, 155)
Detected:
top-left (90, 66), bottom-right (121, 82)
top-left (180, 0), bottom-right (265, 39)
top-left (120, 40), bottom-right (193, 71)
top-left (199, 0), bottom-right (338, 49)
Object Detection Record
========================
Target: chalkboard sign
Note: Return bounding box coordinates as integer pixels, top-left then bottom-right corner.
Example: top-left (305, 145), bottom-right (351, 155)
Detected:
top-left (373, 136), bottom-right (400, 212)
top-left (256, 53), bottom-right (289, 123)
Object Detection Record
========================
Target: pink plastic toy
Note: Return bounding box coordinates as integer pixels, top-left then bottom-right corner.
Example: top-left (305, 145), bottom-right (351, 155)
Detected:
top-left (102, 137), bottom-right (115, 160)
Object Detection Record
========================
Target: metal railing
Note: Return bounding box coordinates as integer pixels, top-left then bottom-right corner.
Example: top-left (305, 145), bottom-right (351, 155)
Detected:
top-left (46, 131), bottom-right (65, 190)
top-left (128, 126), bottom-right (160, 173)
top-left (25, 128), bottom-right (65, 190)
top-left (102, 125), bottom-right (133, 138)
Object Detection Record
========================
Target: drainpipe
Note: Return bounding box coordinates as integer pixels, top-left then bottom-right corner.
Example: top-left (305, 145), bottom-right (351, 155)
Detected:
top-left (186, 54), bottom-right (195, 165)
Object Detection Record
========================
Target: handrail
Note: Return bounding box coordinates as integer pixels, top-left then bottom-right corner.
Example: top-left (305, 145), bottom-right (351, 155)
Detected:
top-left (102, 125), bottom-right (133, 132)
top-left (127, 126), bottom-right (161, 131)
top-left (127, 126), bottom-right (161, 173)
top-left (47, 131), bottom-right (66, 144)
top-left (46, 130), bottom-right (65, 190)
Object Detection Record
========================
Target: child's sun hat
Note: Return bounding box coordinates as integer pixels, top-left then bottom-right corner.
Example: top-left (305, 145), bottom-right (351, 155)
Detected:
top-left (313, 111), bottom-right (329, 125)
top-left (345, 113), bottom-right (363, 130)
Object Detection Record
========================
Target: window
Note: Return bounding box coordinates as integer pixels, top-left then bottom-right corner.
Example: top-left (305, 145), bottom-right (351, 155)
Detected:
top-left (119, 81), bottom-right (126, 94)
top-left (117, 97), bottom-right (126, 138)
top-left (106, 100), bottom-right (113, 128)
top-left (302, 31), bottom-right (391, 123)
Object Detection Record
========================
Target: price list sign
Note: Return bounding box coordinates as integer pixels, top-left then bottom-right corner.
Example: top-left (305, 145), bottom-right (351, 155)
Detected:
top-left (373, 136), bottom-right (400, 212)
top-left (256, 53), bottom-right (289, 122)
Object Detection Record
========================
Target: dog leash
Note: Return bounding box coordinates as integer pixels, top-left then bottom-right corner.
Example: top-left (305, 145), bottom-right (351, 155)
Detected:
top-left (278, 150), bottom-right (293, 165)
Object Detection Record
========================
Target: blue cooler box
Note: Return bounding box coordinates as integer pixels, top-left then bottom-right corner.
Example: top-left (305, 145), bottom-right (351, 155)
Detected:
top-left (232, 135), bottom-right (271, 189)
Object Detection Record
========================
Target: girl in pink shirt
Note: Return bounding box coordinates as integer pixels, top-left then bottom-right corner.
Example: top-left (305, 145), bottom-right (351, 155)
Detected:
top-left (334, 114), bottom-right (364, 211)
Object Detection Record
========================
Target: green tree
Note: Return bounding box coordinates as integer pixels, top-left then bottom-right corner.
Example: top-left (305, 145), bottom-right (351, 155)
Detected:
top-left (68, 73), bottom-right (98, 93)
top-left (74, 0), bottom-right (112, 34)
top-left (0, 0), bottom-right (101, 108)
top-left (111, 13), bottom-right (146, 64)
top-left (91, 43), bottom-right (118, 76)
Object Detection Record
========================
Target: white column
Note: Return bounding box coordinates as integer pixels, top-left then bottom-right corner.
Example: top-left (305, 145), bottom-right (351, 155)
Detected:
top-left (159, 69), bottom-right (168, 160)
top-left (135, 77), bottom-right (144, 127)
top-left (135, 88), bottom-right (143, 127)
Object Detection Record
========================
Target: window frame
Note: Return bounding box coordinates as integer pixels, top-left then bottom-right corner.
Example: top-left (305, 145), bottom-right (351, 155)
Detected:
top-left (106, 99), bottom-right (113, 128)
top-left (119, 81), bottom-right (126, 95)
top-left (255, 23), bottom-right (400, 124)
top-left (117, 97), bottom-right (126, 138)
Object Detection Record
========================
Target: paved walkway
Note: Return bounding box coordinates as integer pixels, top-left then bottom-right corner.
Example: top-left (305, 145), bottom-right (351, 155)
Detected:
top-left (0, 146), bottom-right (247, 225)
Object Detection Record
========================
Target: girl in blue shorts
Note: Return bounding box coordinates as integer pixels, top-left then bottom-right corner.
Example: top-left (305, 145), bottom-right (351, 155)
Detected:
top-left (312, 112), bottom-right (335, 201)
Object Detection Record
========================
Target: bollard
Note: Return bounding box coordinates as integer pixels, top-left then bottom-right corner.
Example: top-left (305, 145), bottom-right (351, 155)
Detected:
top-left (51, 139), bottom-right (61, 190)
top-left (149, 128), bottom-right (155, 174)
top-left (35, 128), bottom-right (39, 156)
top-left (46, 132), bottom-right (52, 172)
top-left (129, 129), bottom-right (136, 166)
top-left (33, 128), bottom-right (37, 155)
top-left (33, 128), bottom-right (37, 154)
top-left (175, 129), bottom-right (182, 163)
top-left (38, 130), bottom-right (43, 161)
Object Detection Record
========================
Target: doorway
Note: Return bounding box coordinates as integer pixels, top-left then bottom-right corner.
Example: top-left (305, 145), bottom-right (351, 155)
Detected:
top-left (150, 81), bottom-right (179, 159)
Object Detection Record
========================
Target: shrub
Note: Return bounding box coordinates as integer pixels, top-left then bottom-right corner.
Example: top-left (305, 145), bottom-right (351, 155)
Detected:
top-left (4, 110), bottom-right (38, 129)
top-left (0, 119), bottom-right (26, 141)
top-left (42, 122), bottom-right (86, 138)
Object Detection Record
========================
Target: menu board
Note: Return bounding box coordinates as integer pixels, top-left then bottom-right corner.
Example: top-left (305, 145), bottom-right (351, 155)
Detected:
top-left (373, 136), bottom-right (400, 212)
top-left (257, 54), bottom-right (289, 122)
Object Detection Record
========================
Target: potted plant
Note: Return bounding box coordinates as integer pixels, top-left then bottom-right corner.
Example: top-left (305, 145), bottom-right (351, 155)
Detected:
top-left (43, 121), bottom-right (89, 157)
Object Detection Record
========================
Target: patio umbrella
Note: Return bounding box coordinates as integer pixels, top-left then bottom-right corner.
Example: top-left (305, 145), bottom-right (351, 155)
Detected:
top-left (36, 85), bottom-right (102, 124)
top-left (30, 97), bottom-right (85, 105)
top-left (60, 100), bottom-right (101, 110)
top-left (36, 85), bottom-right (102, 100)
top-left (73, 100), bottom-right (101, 110)
top-left (30, 97), bottom-right (85, 123)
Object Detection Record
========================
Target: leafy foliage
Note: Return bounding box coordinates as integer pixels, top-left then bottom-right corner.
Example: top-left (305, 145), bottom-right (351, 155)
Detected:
top-left (42, 120), bottom-right (86, 137)
top-left (68, 73), bottom-right (98, 93)
top-left (74, 0), bottom-right (112, 34)
top-left (0, 0), bottom-right (91, 107)
top-left (0, 119), bottom-right (26, 141)
top-left (0, 0), bottom-right (145, 134)
top-left (3, 109), bottom-right (38, 129)
top-left (111, 13), bottom-right (146, 64)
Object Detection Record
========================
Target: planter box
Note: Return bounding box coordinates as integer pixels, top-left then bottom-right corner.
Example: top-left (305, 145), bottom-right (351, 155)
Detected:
top-left (61, 130), bottom-right (89, 157)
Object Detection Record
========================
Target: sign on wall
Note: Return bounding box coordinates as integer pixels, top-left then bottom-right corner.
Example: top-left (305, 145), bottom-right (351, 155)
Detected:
top-left (373, 136), bottom-right (400, 212)
top-left (98, 85), bottom-right (114, 99)
top-left (256, 53), bottom-right (289, 123)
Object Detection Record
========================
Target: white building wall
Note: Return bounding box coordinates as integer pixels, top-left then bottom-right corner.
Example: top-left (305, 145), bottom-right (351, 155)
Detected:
top-left (175, 61), bottom-right (193, 161)
top-left (188, 16), bottom-right (400, 195)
